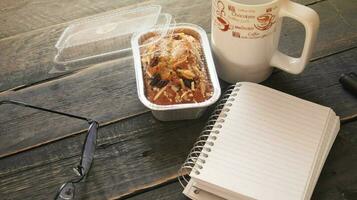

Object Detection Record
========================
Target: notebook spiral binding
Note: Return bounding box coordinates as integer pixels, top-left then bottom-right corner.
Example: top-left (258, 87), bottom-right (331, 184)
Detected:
top-left (178, 83), bottom-right (242, 188)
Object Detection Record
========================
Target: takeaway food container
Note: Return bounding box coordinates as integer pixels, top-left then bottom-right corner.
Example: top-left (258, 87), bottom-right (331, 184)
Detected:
top-left (131, 23), bottom-right (221, 121)
top-left (54, 5), bottom-right (172, 66)
top-left (55, 5), bottom-right (221, 121)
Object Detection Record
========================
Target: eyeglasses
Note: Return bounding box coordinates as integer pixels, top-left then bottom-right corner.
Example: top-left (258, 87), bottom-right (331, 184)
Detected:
top-left (0, 100), bottom-right (99, 200)
top-left (55, 121), bottom-right (98, 200)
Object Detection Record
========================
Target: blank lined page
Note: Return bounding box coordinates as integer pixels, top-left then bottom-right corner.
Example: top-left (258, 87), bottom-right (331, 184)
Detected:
top-left (190, 82), bottom-right (333, 200)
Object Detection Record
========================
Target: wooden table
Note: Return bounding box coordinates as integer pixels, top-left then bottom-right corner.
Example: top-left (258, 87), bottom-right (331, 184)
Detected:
top-left (0, 0), bottom-right (356, 199)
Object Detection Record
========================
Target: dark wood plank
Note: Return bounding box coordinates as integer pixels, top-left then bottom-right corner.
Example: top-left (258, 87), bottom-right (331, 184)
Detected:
top-left (0, 116), bottom-right (350, 200)
top-left (1, 0), bottom-right (356, 93)
top-left (312, 121), bottom-right (357, 200)
top-left (298, 0), bottom-right (328, 5)
top-left (0, 0), bottom-right (317, 40)
top-left (0, 112), bottom-right (208, 200)
top-left (0, 57), bottom-right (147, 157)
top-left (0, 0), bottom-right (212, 93)
top-left (328, 0), bottom-right (357, 28)
top-left (0, 0), bottom-right (148, 39)
top-left (264, 47), bottom-right (357, 118)
top-left (0, 0), bottom-right (356, 198)
top-left (0, 48), bottom-right (356, 199)
top-left (125, 123), bottom-right (357, 200)
top-left (278, 0), bottom-right (357, 58)
top-left (125, 181), bottom-right (187, 200)
top-left (0, 103), bottom-right (91, 158)
top-left (0, 30), bottom-right (356, 157)
top-left (1, 113), bottom-right (354, 200)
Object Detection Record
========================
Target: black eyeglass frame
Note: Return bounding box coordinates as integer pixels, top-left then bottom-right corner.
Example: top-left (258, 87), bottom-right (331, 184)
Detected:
top-left (0, 100), bottom-right (99, 200)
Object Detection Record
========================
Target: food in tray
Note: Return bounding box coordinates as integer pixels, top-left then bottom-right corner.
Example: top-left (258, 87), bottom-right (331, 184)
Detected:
top-left (140, 32), bottom-right (213, 105)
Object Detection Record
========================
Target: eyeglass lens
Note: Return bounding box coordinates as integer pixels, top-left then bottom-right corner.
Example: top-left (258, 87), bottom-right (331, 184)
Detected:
top-left (56, 182), bottom-right (75, 200)
top-left (79, 122), bottom-right (98, 176)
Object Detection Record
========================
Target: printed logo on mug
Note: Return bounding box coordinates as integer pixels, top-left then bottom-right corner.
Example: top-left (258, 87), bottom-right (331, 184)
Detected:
top-left (211, 0), bottom-right (320, 83)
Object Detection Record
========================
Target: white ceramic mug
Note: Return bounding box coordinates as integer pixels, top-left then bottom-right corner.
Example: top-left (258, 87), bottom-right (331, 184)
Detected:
top-left (211, 0), bottom-right (319, 83)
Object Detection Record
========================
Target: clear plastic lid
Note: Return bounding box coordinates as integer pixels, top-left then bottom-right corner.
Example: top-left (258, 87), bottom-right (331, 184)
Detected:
top-left (54, 5), bottom-right (173, 65)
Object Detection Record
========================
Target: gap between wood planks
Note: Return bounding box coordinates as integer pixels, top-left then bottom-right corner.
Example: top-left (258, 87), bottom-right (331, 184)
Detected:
top-left (111, 174), bottom-right (181, 200)
top-left (0, 0), bottom-right (354, 198)
top-left (0, 0), bottom-right (340, 95)
top-left (0, 0), bottom-right (324, 43)
top-left (0, 1), bottom-right (154, 42)
top-left (114, 124), bottom-right (357, 200)
top-left (3, 44), bottom-right (356, 95)
top-left (1, 44), bottom-right (356, 160)
top-left (0, 109), bottom-right (150, 159)
top-left (0, 0), bottom-right (355, 160)
top-left (270, 45), bottom-right (357, 77)
top-left (113, 124), bottom-right (357, 200)
top-left (305, 0), bottom-right (328, 6)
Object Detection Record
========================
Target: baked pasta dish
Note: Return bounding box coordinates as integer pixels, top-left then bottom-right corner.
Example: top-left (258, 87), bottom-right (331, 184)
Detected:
top-left (140, 32), bottom-right (213, 105)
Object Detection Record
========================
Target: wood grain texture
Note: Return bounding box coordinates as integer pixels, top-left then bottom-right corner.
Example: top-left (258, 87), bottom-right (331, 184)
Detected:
top-left (0, 0), bottom-right (148, 39)
top-left (278, 0), bottom-right (357, 58)
top-left (264, 47), bottom-right (357, 118)
top-left (0, 112), bottom-right (209, 200)
top-left (0, 32), bottom-right (356, 158)
top-left (1, 115), bottom-right (354, 200)
top-left (0, 57), bottom-right (147, 157)
top-left (120, 123), bottom-right (357, 200)
top-left (312, 121), bottom-right (357, 200)
top-left (125, 181), bottom-right (187, 200)
top-left (0, 0), bottom-right (356, 199)
top-left (0, 48), bottom-right (356, 199)
top-left (328, 0), bottom-right (357, 28)
top-left (124, 120), bottom-right (357, 200)
top-left (0, 0), bottom-right (211, 93)
top-left (1, 0), bottom-right (356, 93)
top-left (0, 0), bottom-right (317, 40)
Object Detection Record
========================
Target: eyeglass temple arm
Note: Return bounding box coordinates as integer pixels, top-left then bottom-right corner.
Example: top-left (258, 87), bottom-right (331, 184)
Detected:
top-left (0, 100), bottom-right (94, 123)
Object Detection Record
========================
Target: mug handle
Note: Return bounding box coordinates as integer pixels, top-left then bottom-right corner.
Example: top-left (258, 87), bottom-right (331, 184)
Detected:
top-left (270, 1), bottom-right (320, 74)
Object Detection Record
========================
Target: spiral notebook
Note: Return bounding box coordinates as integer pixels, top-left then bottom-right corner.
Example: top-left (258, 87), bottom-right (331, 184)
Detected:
top-left (179, 82), bottom-right (340, 200)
